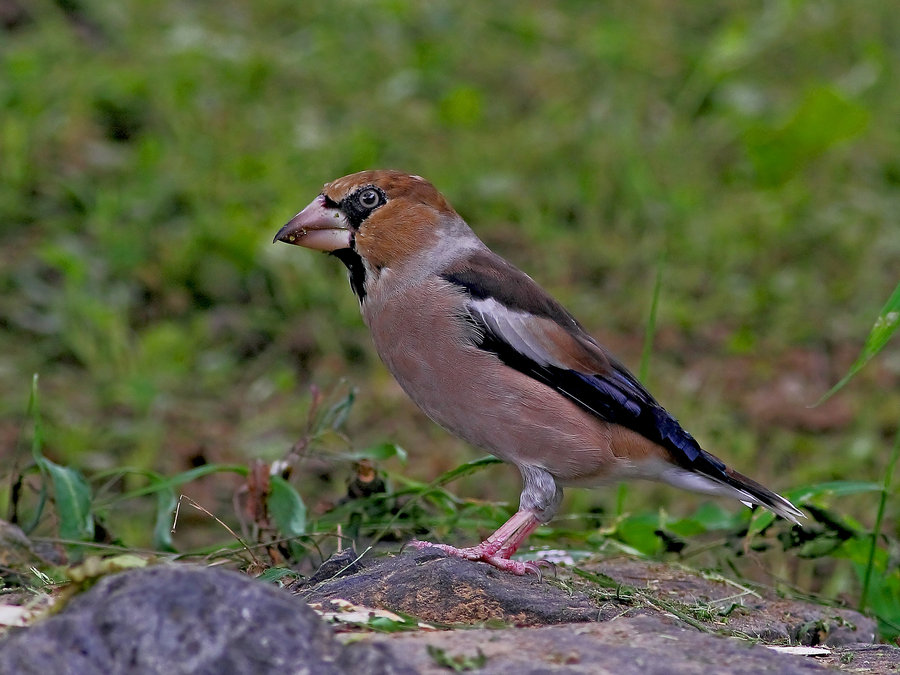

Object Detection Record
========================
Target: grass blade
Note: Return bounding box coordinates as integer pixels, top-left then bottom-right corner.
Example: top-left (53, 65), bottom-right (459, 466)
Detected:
top-left (104, 464), bottom-right (249, 504)
top-left (818, 280), bottom-right (900, 402)
top-left (860, 426), bottom-right (900, 612)
top-left (639, 248), bottom-right (666, 382)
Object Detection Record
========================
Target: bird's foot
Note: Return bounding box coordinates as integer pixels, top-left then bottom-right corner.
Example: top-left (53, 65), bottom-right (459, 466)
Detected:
top-left (408, 540), bottom-right (554, 577)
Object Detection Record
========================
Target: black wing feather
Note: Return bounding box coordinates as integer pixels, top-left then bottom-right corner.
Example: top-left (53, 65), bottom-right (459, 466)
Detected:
top-left (475, 327), bottom-right (725, 473)
top-left (442, 254), bottom-right (803, 523)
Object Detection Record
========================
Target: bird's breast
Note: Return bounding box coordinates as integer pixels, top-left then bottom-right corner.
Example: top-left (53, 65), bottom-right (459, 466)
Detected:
top-left (362, 278), bottom-right (479, 410)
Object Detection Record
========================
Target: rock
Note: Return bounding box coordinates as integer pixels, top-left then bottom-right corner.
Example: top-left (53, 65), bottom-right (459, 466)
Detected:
top-left (297, 546), bottom-right (603, 625)
top-left (580, 558), bottom-right (878, 646)
top-left (816, 644), bottom-right (900, 673)
top-left (296, 548), bottom-right (894, 673)
top-left (1, 554), bottom-right (893, 675)
top-left (0, 565), bottom-right (414, 675)
top-left (297, 548), bottom-right (876, 646)
top-left (361, 615), bottom-right (834, 674)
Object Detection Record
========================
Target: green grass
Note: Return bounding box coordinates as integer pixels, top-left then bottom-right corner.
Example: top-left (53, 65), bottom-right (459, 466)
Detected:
top-left (1, 0), bottom-right (899, 640)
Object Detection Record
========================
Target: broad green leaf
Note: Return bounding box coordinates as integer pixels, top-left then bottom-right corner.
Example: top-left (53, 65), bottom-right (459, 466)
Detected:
top-left (268, 476), bottom-right (306, 537)
top-left (153, 485), bottom-right (178, 552)
top-left (819, 280), bottom-right (900, 402)
top-left (37, 458), bottom-right (94, 541)
top-left (611, 513), bottom-right (662, 556)
top-left (796, 535), bottom-right (853, 559)
top-left (857, 571), bottom-right (900, 641)
top-left (836, 534), bottom-right (885, 567)
top-left (746, 508), bottom-right (776, 538)
top-left (367, 616), bottom-right (410, 633)
top-left (666, 516), bottom-right (709, 538)
top-left (348, 442), bottom-right (407, 463)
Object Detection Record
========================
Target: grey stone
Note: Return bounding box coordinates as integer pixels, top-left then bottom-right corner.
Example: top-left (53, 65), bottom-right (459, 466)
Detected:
top-left (296, 548), bottom-right (892, 674)
top-left (297, 546), bottom-right (603, 625)
top-left (0, 565), bottom-right (414, 675)
top-left (1, 553), bottom-right (891, 675)
top-left (581, 558), bottom-right (878, 646)
top-left (363, 615), bottom-right (834, 674)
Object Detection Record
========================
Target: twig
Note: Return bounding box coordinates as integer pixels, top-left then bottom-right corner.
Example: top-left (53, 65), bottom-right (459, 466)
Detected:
top-left (172, 495), bottom-right (262, 568)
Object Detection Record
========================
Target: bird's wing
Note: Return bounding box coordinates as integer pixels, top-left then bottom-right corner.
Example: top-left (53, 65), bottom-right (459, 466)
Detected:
top-left (440, 250), bottom-right (724, 476)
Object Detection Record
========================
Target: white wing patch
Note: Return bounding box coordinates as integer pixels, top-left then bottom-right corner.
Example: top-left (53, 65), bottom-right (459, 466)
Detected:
top-left (468, 297), bottom-right (558, 367)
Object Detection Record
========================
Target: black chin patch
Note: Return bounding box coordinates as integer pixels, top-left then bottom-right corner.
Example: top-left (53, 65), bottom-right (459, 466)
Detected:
top-left (330, 248), bottom-right (367, 300)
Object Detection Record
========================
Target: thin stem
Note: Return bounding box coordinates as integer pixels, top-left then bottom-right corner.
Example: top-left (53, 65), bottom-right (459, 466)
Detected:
top-left (639, 250), bottom-right (665, 382)
top-left (860, 424), bottom-right (900, 612)
top-left (625, 247), bottom-right (666, 518)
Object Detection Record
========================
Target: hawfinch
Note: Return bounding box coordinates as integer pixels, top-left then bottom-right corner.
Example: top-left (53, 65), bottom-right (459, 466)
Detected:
top-left (274, 170), bottom-right (803, 575)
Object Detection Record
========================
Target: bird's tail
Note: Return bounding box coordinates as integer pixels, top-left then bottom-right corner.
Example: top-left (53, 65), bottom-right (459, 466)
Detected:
top-left (647, 406), bottom-right (803, 525)
top-left (660, 452), bottom-right (805, 525)
top-left (719, 466), bottom-right (805, 525)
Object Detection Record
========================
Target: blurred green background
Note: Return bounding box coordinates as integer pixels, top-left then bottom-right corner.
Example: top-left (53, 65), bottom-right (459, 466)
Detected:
top-left (1, 0), bottom-right (898, 613)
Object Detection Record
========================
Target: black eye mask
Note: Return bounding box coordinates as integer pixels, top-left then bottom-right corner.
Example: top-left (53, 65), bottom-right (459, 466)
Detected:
top-left (340, 185), bottom-right (387, 228)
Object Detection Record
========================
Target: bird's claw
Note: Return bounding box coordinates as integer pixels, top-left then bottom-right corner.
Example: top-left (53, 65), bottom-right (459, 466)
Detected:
top-left (408, 540), bottom-right (553, 578)
top-left (534, 558), bottom-right (558, 578)
top-left (408, 540), bottom-right (489, 560)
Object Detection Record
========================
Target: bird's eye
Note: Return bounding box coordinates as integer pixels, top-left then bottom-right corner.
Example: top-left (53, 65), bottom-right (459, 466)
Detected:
top-left (357, 188), bottom-right (381, 209)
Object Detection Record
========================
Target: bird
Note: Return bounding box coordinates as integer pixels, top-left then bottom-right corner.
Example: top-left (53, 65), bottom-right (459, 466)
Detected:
top-left (274, 169), bottom-right (803, 575)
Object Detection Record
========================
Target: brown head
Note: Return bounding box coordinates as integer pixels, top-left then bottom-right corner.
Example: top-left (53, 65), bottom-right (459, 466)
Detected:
top-left (274, 170), bottom-right (459, 272)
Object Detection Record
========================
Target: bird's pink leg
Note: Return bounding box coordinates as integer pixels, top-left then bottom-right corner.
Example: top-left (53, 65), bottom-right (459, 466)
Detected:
top-left (409, 509), bottom-right (547, 575)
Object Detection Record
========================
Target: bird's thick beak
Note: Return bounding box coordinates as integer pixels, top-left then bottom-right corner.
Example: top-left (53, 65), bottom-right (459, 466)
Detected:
top-left (272, 194), bottom-right (351, 251)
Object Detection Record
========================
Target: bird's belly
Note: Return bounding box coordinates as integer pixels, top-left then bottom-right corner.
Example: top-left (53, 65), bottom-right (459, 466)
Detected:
top-left (370, 318), bottom-right (627, 483)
